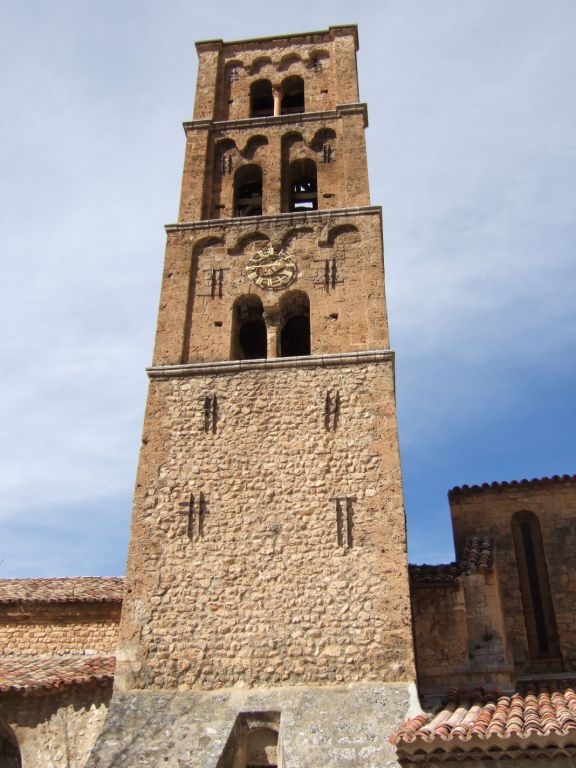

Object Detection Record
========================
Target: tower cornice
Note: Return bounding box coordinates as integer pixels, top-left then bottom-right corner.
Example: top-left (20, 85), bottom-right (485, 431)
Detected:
top-left (165, 205), bottom-right (382, 233)
top-left (182, 103), bottom-right (369, 133)
top-left (146, 349), bottom-right (395, 379)
top-left (195, 25), bottom-right (359, 54)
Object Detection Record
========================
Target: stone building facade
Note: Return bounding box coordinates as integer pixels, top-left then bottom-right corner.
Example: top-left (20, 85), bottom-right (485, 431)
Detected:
top-left (1, 24), bottom-right (576, 768)
top-left (0, 578), bottom-right (121, 768)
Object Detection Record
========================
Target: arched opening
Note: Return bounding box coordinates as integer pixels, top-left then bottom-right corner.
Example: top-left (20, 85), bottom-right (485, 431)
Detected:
top-left (288, 159), bottom-right (317, 212)
top-left (245, 727), bottom-right (278, 768)
top-left (512, 511), bottom-right (560, 661)
top-left (250, 80), bottom-right (273, 117)
top-left (280, 75), bottom-right (304, 114)
top-left (231, 296), bottom-right (267, 360)
top-left (311, 127), bottom-right (337, 163)
top-left (279, 291), bottom-right (310, 357)
top-left (0, 723), bottom-right (21, 768)
top-left (234, 165), bottom-right (263, 217)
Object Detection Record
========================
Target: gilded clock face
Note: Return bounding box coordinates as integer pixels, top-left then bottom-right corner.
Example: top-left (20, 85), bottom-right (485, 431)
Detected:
top-left (245, 246), bottom-right (298, 291)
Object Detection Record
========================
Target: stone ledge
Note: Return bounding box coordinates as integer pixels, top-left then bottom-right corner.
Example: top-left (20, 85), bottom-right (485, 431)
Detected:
top-left (147, 349), bottom-right (395, 379)
top-left (165, 205), bottom-right (382, 233)
top-left (183, 103), bottom-right (368, 133)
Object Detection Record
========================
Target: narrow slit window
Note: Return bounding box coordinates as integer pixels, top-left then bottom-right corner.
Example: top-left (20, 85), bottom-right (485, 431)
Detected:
top-left (512, 511), bottom-right (560, 660)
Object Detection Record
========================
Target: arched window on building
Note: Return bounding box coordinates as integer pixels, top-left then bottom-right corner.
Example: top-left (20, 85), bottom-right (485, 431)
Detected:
top-left (512, 511), bottom-right (560, 660)
top-left (279, 291), bottom-right (310, 357)
top-left (288, 159), bottom-right (317, 212)
top-left (280, 75), bottom-right (304, 114)
top-left (234, 165), bottom-right (263, 217)
top-left (0, 722), bottom-right (21, 768)
top-left (231, 296), bottom-right (267, 360)
top-left (250, 80), bottom-right (274, 117)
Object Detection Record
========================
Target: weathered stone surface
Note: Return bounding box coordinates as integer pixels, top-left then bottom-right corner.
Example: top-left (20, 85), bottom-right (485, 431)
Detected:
top-left (87, 684), bottom-right (414, 768)
top-left (117, 356), bottom-right (414, 691)
top-left (2, 685), bottom-right (112, 768)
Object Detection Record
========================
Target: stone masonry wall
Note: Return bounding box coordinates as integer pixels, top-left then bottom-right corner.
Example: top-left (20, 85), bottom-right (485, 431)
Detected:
top-left (116, 356), bottom-right (415, 691)
top-left (179, 109), bottom-right (370, 222)
top-left (194, 27), bottom-right (359, 123)
top-left (154, 210), bottom-right (388, 366)
top-left (450, 478), bottom-right (576, 674)
top-left (411, 583), bottom-right (468, 691)
top-left (1, 684), bottom-right (112, 768)
top-left (0, 604), bottom-right (120, 656)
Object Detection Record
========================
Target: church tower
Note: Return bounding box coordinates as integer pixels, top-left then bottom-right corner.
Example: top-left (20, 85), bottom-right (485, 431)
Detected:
top-left (90, 25), bottom-right (416, 768)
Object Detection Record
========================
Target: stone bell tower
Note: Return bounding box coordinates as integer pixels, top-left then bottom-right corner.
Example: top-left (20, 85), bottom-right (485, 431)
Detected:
top-left (89, 25), bottom-right (416, 768)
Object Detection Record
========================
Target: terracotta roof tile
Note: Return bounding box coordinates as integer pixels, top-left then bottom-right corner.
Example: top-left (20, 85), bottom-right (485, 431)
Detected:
top-left (409, 562), bottom-right (462, 585)
top-left (449, 474), bottom-right (576, 499)
top-left (461, 535), bottom-right (493, 571)
top-left (410, 536), bottom-right (493, 584)
top-left (391, 681), bottom-right (576, 753)
top-left (0, 577), bottom-right (124, 605)
top-left (0, 654), bottom-right (115, 692)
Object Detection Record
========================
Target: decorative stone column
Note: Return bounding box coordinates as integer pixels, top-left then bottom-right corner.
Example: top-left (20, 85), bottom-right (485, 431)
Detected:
top-left (272, 86), bottom-right (282, 117)
top-left (263, 304), bottom-right (281, 358)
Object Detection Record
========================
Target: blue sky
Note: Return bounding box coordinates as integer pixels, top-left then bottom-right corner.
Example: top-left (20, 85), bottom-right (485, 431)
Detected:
top-left (1, 1), bottom-right (575, 576)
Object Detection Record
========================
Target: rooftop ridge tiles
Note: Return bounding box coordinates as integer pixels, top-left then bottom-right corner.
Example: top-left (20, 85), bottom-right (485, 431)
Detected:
top-left (449, 473), bottom-right (576, 498)
top-left (410, 535), bottom-right (494, 583)
top-left (391, 681), bottom-right (576, 752)
top-left (0, 576), bottom-right (124, 604)
top-left (0, 654), bottom-right (116, 692)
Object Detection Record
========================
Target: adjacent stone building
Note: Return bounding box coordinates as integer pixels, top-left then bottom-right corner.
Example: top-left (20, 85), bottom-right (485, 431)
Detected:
top-left (0, 578), bottom-right (121, 767)
top-left (2, 24), bottom-right (576, 768)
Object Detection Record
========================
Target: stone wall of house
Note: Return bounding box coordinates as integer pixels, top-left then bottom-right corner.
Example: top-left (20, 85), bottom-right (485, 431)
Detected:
top-left (0, 604), bottom-right (120, 656)
top-left (450, 477), bottom-right (576, 675)
top-left (116, 355), bottom-right (414, 691)
top-left (411, 570), bottom-right (514, 695)
top-left (0, 684), bottom-right (112, 768)
top-left (411, 582), bottom-right (469, 692)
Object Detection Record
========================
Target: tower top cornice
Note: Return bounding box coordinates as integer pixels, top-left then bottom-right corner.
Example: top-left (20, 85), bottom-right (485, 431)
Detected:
top-left (195, 25), bottom-right (359, 55)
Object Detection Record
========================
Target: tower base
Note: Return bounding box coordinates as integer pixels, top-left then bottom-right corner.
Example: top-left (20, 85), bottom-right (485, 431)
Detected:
top-left (86, 683), bottom-right (416, 767)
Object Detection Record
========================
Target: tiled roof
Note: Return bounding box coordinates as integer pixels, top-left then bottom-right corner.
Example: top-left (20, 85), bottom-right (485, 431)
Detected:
top-left (391, 681), bottom-right (576, 757)
top-left (409, 562), bottom-right (462, 585)
top-left (0, 577), bottom-right (124, 605)
top-left (410, 536), bottom-right (493, 584)
top-left (461, 535), bottom-right (493, 571)
top-left (449, 474), bottom-right (576, 499)
top-left (0, 654), bottom-right (115, 692)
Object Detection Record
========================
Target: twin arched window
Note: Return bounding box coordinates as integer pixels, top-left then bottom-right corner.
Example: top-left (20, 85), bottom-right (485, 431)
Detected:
top-left (231, 291), bottom-right (310, 360)
top-left (249, 77), bottom-right (304, 118)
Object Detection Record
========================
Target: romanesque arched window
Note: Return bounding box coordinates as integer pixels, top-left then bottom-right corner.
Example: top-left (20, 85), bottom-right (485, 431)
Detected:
top-left (250, 80), bottom-right (274, 117)
top-left (288, 159), bottom-right (317, 212)
top-left (512, 510), bottom-right (560, 660)
top-left (279, 291), bottom-right (310, 357)
top-left (231, 296), bottom-right (267, 360)
top-left (281, 75), bottom-right (304, 114)
top-left (234, 165), bottom-right (263, 217)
